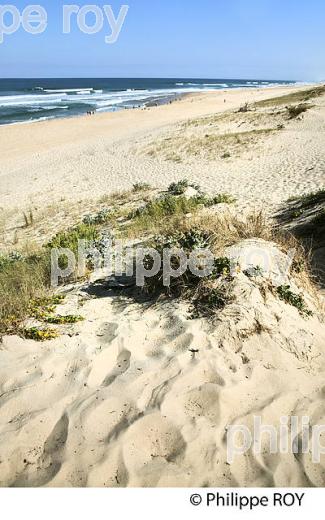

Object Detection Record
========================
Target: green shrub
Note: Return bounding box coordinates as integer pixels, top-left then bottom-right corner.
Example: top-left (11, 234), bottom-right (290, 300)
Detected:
top-left (277, 285), bottom-right (312, 317)
top-left (46, 223), bottom-right (99, 252)
top-left (130, 194), bottom-right (201, 222)
top-left (140, 228), bottom-right (233, 319)
top-left (212, 257), bottom-right (232, 277)
top-left (45, 223), bottom-right (100, 270)
top-left (0, 251), bottom-right (25, 272)
top-left (154, 228), bottom-right (211, 251)
top-left (167, 179), bottom-right (200, 195)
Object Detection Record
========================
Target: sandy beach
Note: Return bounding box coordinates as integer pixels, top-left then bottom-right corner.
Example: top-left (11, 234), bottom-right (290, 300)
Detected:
top-left (1, 83), bottom-right (325, 488)
top-left (1, 84), bottom-right (324, 217)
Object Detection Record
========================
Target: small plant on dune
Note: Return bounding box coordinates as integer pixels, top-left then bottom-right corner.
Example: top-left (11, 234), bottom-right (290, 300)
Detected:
top-left (276, 285), bottom-right (312, 317)
top-left (167, 179), bottom-right (235, 205)
top-left (0, 251), bottom-right (25, 271)
top-left (286, 103), bottom-right (310, 119)
top-left (29, 295), bottom-right (66, 319)
top-left (243, 265), bottom-right (264, 278)
top-left (44, 315), bottom-right (84, 325)
top-left (132, 182), bottom-right (151, 192)
top-left (191, 284), bottom-right (233, 318)
top-left (212, 257), bottom-right (232, 277)
top-left (28, 296), bottom-right (84, 326)
top-left (46, 223), bottom-right (99, 271)
top-left (82, 209), bottom-right (112, 226)
top-left (47, 223), bottom-right (99, 251)
top-left (167, 179), bottom-right (200, 196)
top-left (21, 327), bottom-right (59, 341)
top-left (130, 194), bottom-right (200, 221)
top-left (23, 209), bottom-right (34, 228)
top-left (238, 102), bottom-right (250, 113)
top-left (195, 193), bottom-right (236, 206)
top-left (153, 228), bottom-right (212, 252)
top-left (170, 228), bottom-right (211, 250)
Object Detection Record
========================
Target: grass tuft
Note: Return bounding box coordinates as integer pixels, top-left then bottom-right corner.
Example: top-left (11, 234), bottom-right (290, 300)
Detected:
top-left (132, 182), bottom-right (151, 192)
top-left (0, 253), bottom-right (51, 335)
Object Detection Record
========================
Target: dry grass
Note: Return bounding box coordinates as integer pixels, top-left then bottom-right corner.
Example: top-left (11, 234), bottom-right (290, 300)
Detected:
top-left (146, 128), bottom-right (276, 162)
top-left (0, 212), bottom-right (5, 241)
top-left (1, 187), bottom-right (158, 252)
top-left (0, 253), bottom-right (50, 335)
top-left (286, 103), bottom-right (313, 119)
top-left (254, 85), bottom-right (325, 108)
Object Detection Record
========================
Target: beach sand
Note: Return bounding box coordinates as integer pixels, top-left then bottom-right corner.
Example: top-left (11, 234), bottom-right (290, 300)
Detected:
top-left (1, 84), bottom-right (324, 217)
top-left (1, 84), bottom-right (325, 487)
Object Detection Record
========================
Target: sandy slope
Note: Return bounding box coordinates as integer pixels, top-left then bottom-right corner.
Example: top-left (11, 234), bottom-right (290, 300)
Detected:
top-left (1, 241), bottom-right (325, 487)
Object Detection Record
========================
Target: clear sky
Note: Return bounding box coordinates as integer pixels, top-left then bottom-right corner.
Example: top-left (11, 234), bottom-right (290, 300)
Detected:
top-left (1, 0), bottom-right (325, 80)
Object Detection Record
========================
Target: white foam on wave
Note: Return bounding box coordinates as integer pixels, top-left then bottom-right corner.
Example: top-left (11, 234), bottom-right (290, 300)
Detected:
top-left (43, 88), bottom-right (95, 94)
top-left (0, 93), bottom-right (67, 107)
top-left (202, 83), bottom-right (229, 87)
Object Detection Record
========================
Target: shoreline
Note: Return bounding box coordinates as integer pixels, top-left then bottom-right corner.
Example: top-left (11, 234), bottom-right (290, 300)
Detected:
top-left (0, 82), bottom-right (308, 129)
top-left (0, 83), bottom-right (313, 129)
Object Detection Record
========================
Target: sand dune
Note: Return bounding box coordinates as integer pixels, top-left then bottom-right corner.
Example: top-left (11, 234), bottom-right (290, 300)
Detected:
top-left (1, 239), bottom-right (325, 487)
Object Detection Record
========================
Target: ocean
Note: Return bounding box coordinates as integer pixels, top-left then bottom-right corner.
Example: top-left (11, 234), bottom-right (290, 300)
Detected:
top-left (0, 78), bottom-right (298, 126)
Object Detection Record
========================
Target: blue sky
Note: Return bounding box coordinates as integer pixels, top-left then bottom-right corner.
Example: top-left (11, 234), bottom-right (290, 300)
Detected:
top-left (1, 0), bottom-right (325, 79)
